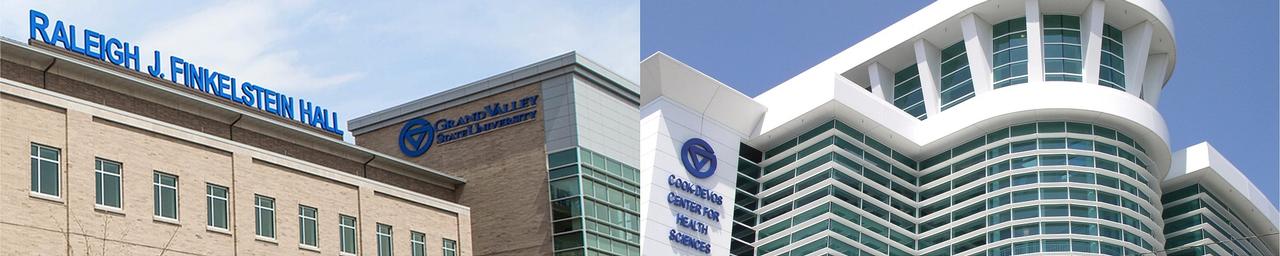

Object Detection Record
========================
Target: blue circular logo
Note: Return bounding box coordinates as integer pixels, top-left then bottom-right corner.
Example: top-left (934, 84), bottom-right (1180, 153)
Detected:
top-left (681, 138), bottom-right (717, 179)
top-left (398, 118), bottom-right (435, 157)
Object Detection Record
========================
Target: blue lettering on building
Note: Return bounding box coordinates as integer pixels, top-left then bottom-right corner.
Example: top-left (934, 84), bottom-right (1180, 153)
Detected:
top-left (668, 229), bottom-right (712, 254)
top-left (28, 9), bottom-right (343, 136)
top-left (667, 175), bottom-right (724, 205)
top-left (675, 213), bottom-right (709, 235)
top-left (397, 95), bottom-right (540, 158)
top-left (666, 192), bottom-right (721, 222)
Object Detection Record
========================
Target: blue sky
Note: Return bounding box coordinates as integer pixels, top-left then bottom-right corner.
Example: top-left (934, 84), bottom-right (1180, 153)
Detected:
top-left (642, 0), bottom-right (1279, 208)
top-left (1, 0), bottom-right (639, 141)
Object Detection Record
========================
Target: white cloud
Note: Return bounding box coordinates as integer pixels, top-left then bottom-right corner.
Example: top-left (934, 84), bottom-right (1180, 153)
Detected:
top-left (134, 1), bottom-right (363, 92)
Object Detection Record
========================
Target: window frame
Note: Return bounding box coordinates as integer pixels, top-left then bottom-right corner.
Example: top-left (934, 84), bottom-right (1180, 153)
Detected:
top-left (442, 238), bottom-right (458, 256)
top-left (411, 231), bottom-right (427, 256)
top-left (30, 143), bottom-right (61, 198)
top-left (299, 205), bottom-right (319, 248)
top-left (152, 171), bottom-right (180, 221)
top-left (255, 194), bottom-right (276, 239)
top-left (339, 214), bottom-right (359, 255)
top-left (94, 158), bottom-right (123, 209)
top-left (1041, 15), bottom-right (1084, 82)
top-left (377, 223), bottom-right (394, 256)
top-left (992, 18), bottom-right (1030, 88)
top-left (206, 183), bottom-right (230, 230)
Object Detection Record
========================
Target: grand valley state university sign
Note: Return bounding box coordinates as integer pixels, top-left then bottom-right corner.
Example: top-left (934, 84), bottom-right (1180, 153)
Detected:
top-left (398, 95), bottom-right (539, 158)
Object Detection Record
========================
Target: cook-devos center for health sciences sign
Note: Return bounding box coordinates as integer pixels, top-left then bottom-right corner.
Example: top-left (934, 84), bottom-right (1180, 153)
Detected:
top-left (26, 10), bottom-right (344, 136)
top-left (398, 95), bottom-right (539, 158)
top-left (666, 138), bottom-right (725, 254)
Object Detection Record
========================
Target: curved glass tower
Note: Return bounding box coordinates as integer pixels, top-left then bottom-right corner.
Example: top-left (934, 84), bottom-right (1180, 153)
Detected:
top-left (639, 1), bottom-right (1280, 256)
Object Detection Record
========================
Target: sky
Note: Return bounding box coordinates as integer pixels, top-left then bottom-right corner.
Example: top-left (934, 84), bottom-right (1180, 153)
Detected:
top-left (0, 0), bottom-right (639, 141)
top-left (642, 0), bottom-right (1280, 208)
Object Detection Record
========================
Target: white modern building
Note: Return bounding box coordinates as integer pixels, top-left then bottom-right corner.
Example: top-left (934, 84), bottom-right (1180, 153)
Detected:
top-left (639, 0), bottom-right (1279, 256)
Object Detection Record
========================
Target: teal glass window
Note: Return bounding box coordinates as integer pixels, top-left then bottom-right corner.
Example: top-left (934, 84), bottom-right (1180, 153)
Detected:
top-left (255, 195), bottom-right (276, 238)
top-left (1068, 138), bottom-right (1093, 151)
top-left (411, 231), bottom-right (426, 256)
top-left (1043, 222), bottom-right (1070, 234)
top-left (893, 64), bottom-right (927, 120)
top-left (1013, 223), bottom-right (1039, 237)
top-left (1012, 156), bottom-right (1038, 169)
top-left (153, 172), bottom-right (179, 220)
top-left (1043, 15), bottom-right (1083, 81)
top-left (1041, 170), bottom-right (1069, 182)
top-left (95, 158), bottom-right (123, 208)
top-left (1070, 188), bottom-right (1097, 201)
top-left (1012, 173), bottom-right (1037, 186)
top-left (1013, 206), bottom-right (1039, 219)
top-left (1043, 204), bottom-right (1069, 216)
top-left (1071, 205), bottom-right (1098, 218)
top-left (1072, 222), bottom-right (1099, 235)
top-left (340, 215), bottom-right (359, 254)
top-left (1044, 239), bottom-right (1072, 252)
top-left (1041, 187), bottom-right (1068, 199)
top-left (30, 143), bottom-right (61, 197)
top-left (443, 238), bottom-right (458, 256)
top-left (1073, 239), bottom-right (1100, 253)
top-left (1013, 240), bottom-right (1041, 254)
top-left (206, 184), bottom-right (229, 229)
top-left (993, 18), bottom-right (1029, 88)
top-left (1100, 24), bottom-right (1126, 90)
top-left (377, 223), bottom-right (394, 256)
top-left (940, 41), bottom-right (975, 109)
top-left (299, 205), bottom-right (318, 247)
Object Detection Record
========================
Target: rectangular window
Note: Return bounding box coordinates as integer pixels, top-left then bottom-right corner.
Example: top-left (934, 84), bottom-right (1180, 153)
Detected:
top-left (1013, 189), bottom-right (1038, 203)
top-left (411, 231), bottom-right (426, 256)
top-left (1012, 223), bottom-right (1039, 237)
top-left (95, 158), bottom-right (122, 208)
top-left (1042, 222), bottom-right (1070, 234)
top-left (340, 215), bottom-right (358, 254)
top-left (442, 238), bottom-right (458, 256)
top-left (206, 184), bottom-right (229, 229)
top-left (893, 64), bottom-right (927, 120)
top-left (1044, 239), bottom-right (1071, 252)
top-left (992, 17), bottom-right (1029, 88)
top-left (1099, 24), bottom-right (1126, 90)
top-left (377, 223), bottom-right (393, 256)
top-left (255, 195), bottom-right (276, 238)
top-left (1042, 204), bottom-right (1069, 216)
top-left (153, 172), bottom-right (179, 220)
top-left (30, 143), bottom-right (61, 197)
top-left (299, 205), bottom-right (318, 247)
top-left (1042, 15), bottom-right (1083, 82)
top-left (939, 41), bottom-right (975, 109)
top-left (1013, 240), bottom-right (1040, 254)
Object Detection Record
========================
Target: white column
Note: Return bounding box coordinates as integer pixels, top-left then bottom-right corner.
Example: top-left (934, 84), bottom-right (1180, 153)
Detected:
top-left (1124, 22), bottom-right (1154, 97)
top-left (914, 39), bottom-right (943, 116)
top-left (1024, 0), bottom-right (1046, 84)
top-left (961, 14), bottom-right (994, 95)
top-left (1080, 0), bottom-right (1106, 85)
top-left (1141, 53), bottom-right (1169, 105)
top-left (868, 62), bottom-right (894, 101)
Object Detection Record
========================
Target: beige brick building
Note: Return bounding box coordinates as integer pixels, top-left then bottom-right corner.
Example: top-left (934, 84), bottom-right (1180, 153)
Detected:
top-left (1, 36), bottom-right (472, 256)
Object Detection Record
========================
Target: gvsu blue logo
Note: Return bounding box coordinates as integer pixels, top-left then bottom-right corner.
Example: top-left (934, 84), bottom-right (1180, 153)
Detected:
top-left (680, 138), bottom-right (717, 179)
top-left (398, 118), bottom-right (435, 157)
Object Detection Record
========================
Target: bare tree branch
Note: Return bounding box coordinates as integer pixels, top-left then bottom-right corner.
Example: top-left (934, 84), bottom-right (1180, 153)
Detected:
top-left (157, 225), bottom-right (179, 256)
